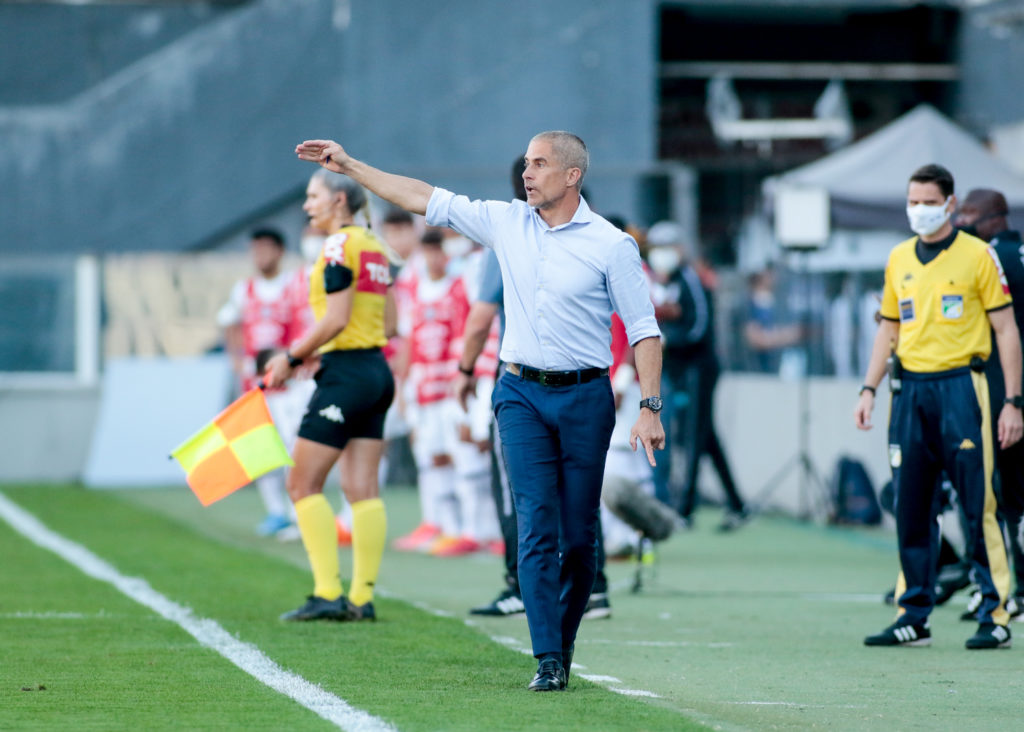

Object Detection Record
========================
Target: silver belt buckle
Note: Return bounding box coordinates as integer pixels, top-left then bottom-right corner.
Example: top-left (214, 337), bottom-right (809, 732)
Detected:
top-left (538, 371), bottom-right (552, 387)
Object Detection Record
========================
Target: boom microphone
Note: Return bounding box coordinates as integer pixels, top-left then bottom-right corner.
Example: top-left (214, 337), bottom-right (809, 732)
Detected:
top-left (602, 476), bottom-right (677, 542)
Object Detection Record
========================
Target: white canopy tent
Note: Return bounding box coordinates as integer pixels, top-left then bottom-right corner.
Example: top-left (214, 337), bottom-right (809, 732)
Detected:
top-left (763, 104), bottom-right (1024, 231)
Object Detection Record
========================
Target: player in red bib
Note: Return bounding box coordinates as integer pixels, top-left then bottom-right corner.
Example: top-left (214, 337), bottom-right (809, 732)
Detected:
top-left (217, 227), bottom-right (306, 538)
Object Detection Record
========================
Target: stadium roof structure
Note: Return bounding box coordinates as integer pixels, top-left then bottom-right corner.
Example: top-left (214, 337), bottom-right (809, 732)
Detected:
top-left (763, 104), bottom-right (1024, 230)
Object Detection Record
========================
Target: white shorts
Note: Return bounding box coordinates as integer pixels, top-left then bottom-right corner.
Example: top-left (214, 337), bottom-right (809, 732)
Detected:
top-left (410, 398), bottom-right (460, 467)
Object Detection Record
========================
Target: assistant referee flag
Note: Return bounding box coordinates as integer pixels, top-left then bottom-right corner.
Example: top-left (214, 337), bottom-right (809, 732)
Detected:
top-left (170, 387), bottom-right (293, 506)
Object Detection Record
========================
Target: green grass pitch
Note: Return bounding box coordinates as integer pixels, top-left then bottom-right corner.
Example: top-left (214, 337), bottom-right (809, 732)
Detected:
top-left (2, 483), bottom-right (1022, 731)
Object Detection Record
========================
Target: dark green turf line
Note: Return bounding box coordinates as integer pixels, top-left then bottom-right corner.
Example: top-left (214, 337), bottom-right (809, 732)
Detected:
top-left (2, 485), bottom-right (705, 732)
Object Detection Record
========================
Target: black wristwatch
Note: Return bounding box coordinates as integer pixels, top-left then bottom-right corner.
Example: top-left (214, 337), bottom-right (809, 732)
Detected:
top-left (458, 364), bottom-right (474, 377)
top-left (640, 396), bottom-right (663, 413)
top-left (1005, 395), bottom-right (1024, 409)
top-left (287, 352), bottom-right (304, 369)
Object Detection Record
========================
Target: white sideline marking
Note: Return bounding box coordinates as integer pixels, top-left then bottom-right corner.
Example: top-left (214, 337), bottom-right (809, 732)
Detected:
top-left (408, 599), bottom-right (455, 619)
top-left (2, 611), bottom-right (90, 619)
top-left (381, 591), bottom-right (661, 697)
top-left (584, 638), bottom-right (735, 649)
top-left (578, 674), bottom-right (622, 683)
top-left (802, 593), bottom-right (889, 603)
top-left (0, 492), bottom-right (395, 732)
top-left (727, 701), bottom-right (866, 709)
top-left (611, 689), bottom-right (661, 698)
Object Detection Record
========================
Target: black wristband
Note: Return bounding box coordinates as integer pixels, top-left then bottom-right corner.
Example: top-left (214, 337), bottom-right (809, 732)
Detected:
top-left (287, 353), bottom-right (304, 369)
top-left (859, 384), bottom-right (876, 397)
top-left (458, 364), bottom-right (474, 377)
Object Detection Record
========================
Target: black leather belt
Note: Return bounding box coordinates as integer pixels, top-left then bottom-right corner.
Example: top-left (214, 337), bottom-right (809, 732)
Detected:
top-left (506, 362), bottom-right (608, 387)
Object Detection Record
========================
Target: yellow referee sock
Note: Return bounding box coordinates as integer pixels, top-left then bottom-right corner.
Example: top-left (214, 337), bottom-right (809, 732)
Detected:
top-left (294, 493), bottom-right (343, 601)
top-left (349, 497), bottom-right (386, 607)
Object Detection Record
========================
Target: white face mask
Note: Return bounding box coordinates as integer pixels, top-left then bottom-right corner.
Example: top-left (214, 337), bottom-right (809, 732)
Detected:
top-left (300, 235), bottom-right (325, 263)
top-left (647, 246), bottom-right (682, 275)
top-left (442, 235), bottom-right (472, 259)
top-left (906, 198), bottom-right (951, 237)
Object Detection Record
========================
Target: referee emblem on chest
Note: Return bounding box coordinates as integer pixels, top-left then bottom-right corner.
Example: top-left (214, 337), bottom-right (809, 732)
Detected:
top-left (941, 294), bottom-right (964, 319)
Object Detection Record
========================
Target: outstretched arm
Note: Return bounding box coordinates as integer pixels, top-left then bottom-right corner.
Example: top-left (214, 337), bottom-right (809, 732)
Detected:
top-left (296, 139), bottom-right (434, 215)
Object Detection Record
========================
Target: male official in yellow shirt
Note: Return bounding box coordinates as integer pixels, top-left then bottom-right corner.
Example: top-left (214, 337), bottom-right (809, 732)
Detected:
top-left (855, 164), bottom-right (1023, 649)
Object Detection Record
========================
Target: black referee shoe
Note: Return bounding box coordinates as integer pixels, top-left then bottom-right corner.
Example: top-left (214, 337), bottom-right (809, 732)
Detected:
top-left (965, 622), bottom-right (1011, 649)
top-left (344, 601), bottom-right (376, 622)
top-left (280, 595), bottom-right (349, 621)
top-left (527, 658), bottom-right (565, 692)
top-left (864, 620), bottom-right (932, 647)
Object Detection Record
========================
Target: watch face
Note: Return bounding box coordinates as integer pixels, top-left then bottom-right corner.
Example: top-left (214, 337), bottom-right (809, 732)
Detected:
top-left (643, 396), bottom-right (663, 412)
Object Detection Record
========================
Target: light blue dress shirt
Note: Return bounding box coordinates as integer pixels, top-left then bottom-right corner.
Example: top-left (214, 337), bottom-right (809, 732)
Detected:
top-left (427, 188), bottom-right (661, 371)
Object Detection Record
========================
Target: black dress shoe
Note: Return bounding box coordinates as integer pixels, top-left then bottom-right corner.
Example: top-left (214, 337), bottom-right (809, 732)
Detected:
top-left (561, 645), bottom-right (574, 689)
top-left (280, 595), bottom-right (349, 621)
top-left (527, 658), bottom-right (565, 691)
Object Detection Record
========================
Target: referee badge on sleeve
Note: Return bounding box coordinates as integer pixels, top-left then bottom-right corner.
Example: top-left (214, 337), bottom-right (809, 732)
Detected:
top-left (941, 294), bottom-right (963, 319)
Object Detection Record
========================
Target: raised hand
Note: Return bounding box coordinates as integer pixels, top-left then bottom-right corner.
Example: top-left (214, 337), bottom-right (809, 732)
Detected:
top-left (295, 139), bottom-right (348, 174)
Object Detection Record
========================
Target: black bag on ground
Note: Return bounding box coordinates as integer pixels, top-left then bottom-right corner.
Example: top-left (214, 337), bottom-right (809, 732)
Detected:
top-left (830, 455), bottom-right (882, 525)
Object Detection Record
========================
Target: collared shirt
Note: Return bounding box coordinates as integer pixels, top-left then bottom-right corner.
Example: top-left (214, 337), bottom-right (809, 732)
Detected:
top-left (427, 188), bottom-right (660, 370)
top-left (879, 230), bottom-right (1011, 372)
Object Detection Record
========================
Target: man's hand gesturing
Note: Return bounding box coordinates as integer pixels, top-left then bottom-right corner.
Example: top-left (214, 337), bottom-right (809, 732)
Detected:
top-left (296, 140), bottom-right (349, 174)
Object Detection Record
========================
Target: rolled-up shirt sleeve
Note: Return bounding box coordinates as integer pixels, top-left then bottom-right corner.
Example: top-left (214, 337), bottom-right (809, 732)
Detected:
top-left (426, 187), bottom-right (509, 249)
top-left (607, 238), bottom-right (661, 346)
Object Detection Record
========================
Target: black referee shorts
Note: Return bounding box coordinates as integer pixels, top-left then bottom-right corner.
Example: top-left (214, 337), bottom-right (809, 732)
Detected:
top-left (298, 349), bottom-right (395, 450)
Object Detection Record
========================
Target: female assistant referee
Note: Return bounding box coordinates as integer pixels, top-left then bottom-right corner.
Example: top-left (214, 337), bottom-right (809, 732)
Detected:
top-left (265, 169), bottom-right (397, 622)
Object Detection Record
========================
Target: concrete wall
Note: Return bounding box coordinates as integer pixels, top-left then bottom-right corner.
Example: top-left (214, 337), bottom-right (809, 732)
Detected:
top-left (0, 373), bottom-right (890, 516)
top-left (0, 0), bottom-right (658, 256)
top-left (0, 387), bottom-right (100, 484)
top-left (713, 374), bottom-right (890, 518)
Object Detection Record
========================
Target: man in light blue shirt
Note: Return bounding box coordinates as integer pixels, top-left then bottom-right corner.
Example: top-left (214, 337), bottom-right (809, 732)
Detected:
top-left (297, 130), bottom-right (665, 691)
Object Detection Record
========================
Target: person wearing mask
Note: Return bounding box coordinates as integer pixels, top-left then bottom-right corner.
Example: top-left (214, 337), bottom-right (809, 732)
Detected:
top-left (647, 221), bottom-right (748, 531)
top-left (856, 165), bottom-right (1022, 649)
top-left (954, 188), bottom-right (1024, 621)
top-left (743, 266), bottom-right (802, 374)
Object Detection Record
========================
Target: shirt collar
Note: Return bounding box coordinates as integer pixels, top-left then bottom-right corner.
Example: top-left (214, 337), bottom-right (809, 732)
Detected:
top-left (531, 194), bottom-right (593, 231)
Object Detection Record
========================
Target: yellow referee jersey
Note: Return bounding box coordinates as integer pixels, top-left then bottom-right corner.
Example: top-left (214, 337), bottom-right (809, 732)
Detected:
top-left (880, 230), bottom-right (1011, 372)
top-left (310, 225), bottom-right (390, 353)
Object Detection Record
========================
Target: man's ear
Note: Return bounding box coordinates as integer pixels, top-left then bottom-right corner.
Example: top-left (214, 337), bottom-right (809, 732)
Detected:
top-left (566, 167), bottom-right (582, 189)
top-left (947, 194), bottom-right (957, 214)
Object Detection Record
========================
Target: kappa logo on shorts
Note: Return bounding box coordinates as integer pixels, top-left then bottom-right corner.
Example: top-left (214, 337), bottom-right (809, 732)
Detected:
top-left (318, 405), bottom-right (345, 423)
top-left (959, 438), bottom-right (976, 450)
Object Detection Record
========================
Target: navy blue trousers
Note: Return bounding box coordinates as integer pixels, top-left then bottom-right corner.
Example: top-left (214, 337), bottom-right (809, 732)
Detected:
top-left (889, 368), bottom-right (1011, 626)
top-left (492, 370), bottom-right (616, 657)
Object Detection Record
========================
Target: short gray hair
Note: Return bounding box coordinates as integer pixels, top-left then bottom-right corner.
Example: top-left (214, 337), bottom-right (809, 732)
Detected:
top-left (531, 130), bottom-right (589, 188)
top-left (311, 169), bottom-right (368, 216)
